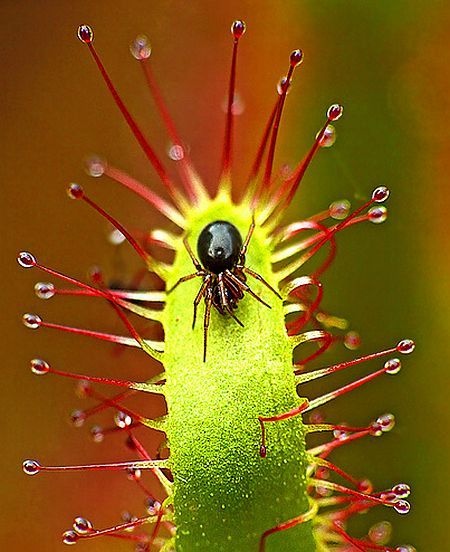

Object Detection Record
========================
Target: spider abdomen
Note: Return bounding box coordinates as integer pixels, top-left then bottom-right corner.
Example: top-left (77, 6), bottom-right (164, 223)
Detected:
top-left (197, 220), bottom-right (243, 274)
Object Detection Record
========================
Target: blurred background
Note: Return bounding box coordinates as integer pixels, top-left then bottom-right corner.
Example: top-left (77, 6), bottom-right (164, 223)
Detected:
top-left (2, 1), bottom-right (448, 550)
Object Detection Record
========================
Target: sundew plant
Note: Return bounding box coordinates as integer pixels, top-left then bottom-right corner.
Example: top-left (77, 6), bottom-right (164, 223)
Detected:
top-left (19, 21), bottom-right (416, 552)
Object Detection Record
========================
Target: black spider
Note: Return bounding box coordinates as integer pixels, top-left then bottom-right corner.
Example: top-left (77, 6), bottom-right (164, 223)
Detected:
top-left (169, 219), bottom-right (281, 361)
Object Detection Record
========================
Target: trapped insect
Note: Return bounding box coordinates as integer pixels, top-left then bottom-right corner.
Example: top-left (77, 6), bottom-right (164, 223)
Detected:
top-left (169, 218), bottom-right (281, 361)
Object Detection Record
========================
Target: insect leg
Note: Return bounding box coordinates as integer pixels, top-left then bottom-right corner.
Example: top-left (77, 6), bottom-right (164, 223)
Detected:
top-left (203, 289), bottom-right (213, 362)
top-left (240, 214), bottom-right (255, 258)
top-left (183, 235), bottom-right (202, 270)
top-left (242, 266), bottom-right (282, 299)
top-left (218, 274), bottom-right (243, 327)
top-left (167, 271), bottom-right (203, 293)
top-left (192, 276), bottom-right (210, 329)
top-left (225, 270), bottom-right (271, 309)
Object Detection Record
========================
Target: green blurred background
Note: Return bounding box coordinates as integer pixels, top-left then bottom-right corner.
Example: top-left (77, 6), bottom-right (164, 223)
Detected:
top-left (3, 1), bottom-right (447, 550)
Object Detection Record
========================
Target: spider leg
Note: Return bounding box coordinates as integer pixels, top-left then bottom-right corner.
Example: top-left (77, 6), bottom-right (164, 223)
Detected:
top-left (242, 266), bottom-right (282, 299)
top-left (225, 269), bottom-right (271, 309)
top-left (167, 271), bottom-right (204, 293)
top-left (193, 276), bottom-right (211, 329)
top-left (203, 288), bottom-right (213, 362)
top-left (183, 235), bottom-right (202, 271)
top-left (218, 274), bottom-right (244, 327)
top-left (240, 214), bottom-right (256, 259)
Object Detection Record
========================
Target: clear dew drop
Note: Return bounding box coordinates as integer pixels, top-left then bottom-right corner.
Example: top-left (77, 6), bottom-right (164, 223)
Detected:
top-left (329, 199), bottom-right (351, 220)
top-left (73, 517), bottom-right (93, 535)
top-left (384, 358), bottom-right (402, 375)
top-left (30, 358), bottom-right (50, 376)
top-left (77, 25), bottom-right (94, 44)
top-left (327, 103), bottom-right (343, 121)
top-left (17, 251), bottom-right (37, 268)
top-left (372, 186), bottom-right (390, 203)
top-left (368, 521), bottom-right (392, 545)
top-left (368, 205), bottom-right (388, 224)
top-left (394, 500), bottom-right (411, 515)
top-left (23, 459), bottom-right (41, 476)
top-left (62, 530), bottom-right (79, 545)
top-left (85, 156), bottom-right (106, 177)
top-left (318, 124), bottom-right (336, 148)
top-left (130, 35), bottom-right (152, 60)
top-left (34, 282), bottom-right (55, 300)
top-left (114, 410), bottom-right (132, 429)
top-left (22, 313), bottom-right (42, 329)
top-left (397, 339), bottom-right (415, 354)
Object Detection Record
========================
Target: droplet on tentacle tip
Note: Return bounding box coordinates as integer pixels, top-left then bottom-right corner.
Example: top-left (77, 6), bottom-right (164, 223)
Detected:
top-left (77, 24), bottom-right (94, 44)
top-left (368, 521), bottom-right (392, 545)
top-left (17, 251), bottom-right (37, 268)
top-left (22, 459), bottom-right (41, 476)
top-left (393, 500), bottom-right (411, 515)
top-left (90, 425), bottom-right (104, 443)
top-left (70, 409), bottom-right (86, 428)
top-left (327, 103), bottom-right (343, 121)
top-left (368, 205), bottom-right (388, 224)
top-left (372, 185), bottom-right (390, 203)
top-left (130, 35), bottom-right (152, 60)
top-left (231, 20), bottom-right (246, 40)
top-left (67, 183), bottom-right (84, 200)
top-left (371, 413), bottom-right (396, 435)
top-left (34, 282), bottom-right (55, 299)
top-left (108, 228), bottom-right (126, 245)
top-left (357, 478), bottom-right (373, 493)
top-left (397, 339), bottom-right (415, 354)
top-left (289, 49), bottom-right (303, 67)
top-left (73, 516), bottom-right (93, 535)
top-left (392, 483), bottom-right (411, 498)
top-left (114, 411), bottom-right (132, 429)
top-left (85, 155), bottom-right (106, 177)
top-left (22, 313), bottom-right (42, 329)
top-left (343, 331), bottom-right (361, 350)
top-left (384, 358), bottom-right (402, 375)
top-left (30, 358), bottom-right (50, 376)
top-left (329, 199), bottom-right (351, 220)
top-left (167, 144), bottom-right (185, 161)
top-left (62, 530), bottom-right (79, 545)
